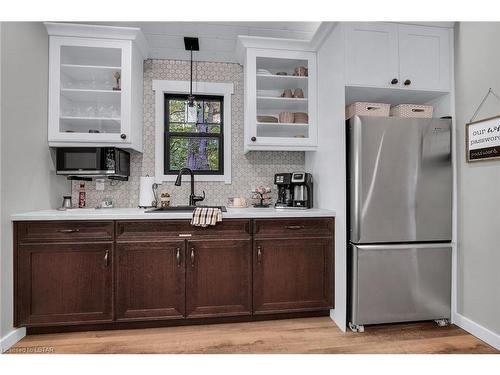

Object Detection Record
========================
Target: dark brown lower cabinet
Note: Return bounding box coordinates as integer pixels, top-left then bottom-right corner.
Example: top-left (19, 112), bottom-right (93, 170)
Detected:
top-left (253, 237), bottom-right (334, 314)
top-left (116, 241), bottom-right (185, 321)
top-left (14, 218), bottom-right (334, 331)
top-left (186, 239), bottom-right (252, 318)
top-left (16, 242), bottom-right (113, 326)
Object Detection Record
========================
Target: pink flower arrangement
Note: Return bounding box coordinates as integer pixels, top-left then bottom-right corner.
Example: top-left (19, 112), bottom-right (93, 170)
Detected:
top-left (252, 186), bottom-right (272, 207)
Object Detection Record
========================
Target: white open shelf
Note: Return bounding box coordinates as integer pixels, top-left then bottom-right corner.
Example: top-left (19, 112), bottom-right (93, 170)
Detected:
top-left (60, 89), bottom-right (121, 104)
top-left (256, 122), bottom-right (309, 138)
top-left (257, 96), bottom-right (308, 111)
top-left (61, 45), bottom-right (121, 67)
top-left (61, 64), bottom-right (121, 70)
top-left (345, 85), bottom-right (449, 106)
top-left (60, 117), bottom-right (121, 134)
top-left (256, 74), bottom-right (308, 90)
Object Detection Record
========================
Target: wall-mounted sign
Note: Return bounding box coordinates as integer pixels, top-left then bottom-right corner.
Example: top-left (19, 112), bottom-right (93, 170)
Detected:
top-left (466, 115), bottom-right (500, 162)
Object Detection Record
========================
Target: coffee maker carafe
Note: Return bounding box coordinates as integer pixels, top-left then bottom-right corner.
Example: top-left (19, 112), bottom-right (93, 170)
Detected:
top-left (274, 172), bottom-right (313, 209)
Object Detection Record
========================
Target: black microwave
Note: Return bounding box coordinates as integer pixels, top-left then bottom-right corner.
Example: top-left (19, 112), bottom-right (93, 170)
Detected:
top-left (56, 147), bottom-right (130, 180)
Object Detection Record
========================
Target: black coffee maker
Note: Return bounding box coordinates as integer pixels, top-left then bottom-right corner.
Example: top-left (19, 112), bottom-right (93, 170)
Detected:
top-left (274, 172), bottom-right (313, 209)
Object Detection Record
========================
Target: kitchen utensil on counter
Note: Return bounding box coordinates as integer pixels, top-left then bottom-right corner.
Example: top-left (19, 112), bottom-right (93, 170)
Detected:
top-left (139, 176), bottom-right (159, 208)
top-left (281, 89), bottom-right (293, 98)
top-left (293, 112), bottom-right (309, 124)
top-left (274, 172), bottom-right (313, 209)
top-left (293, 88), bottom-right (304, 98)
top-left (160, 192), bottom-right (171, 208)
top-left (257, 115), bottom-right (279, 123)
top-left (294, 66), bottom-right (308, 76)
top-left (227, 197), bottom-right (247, 208)
top-left (59, 196), bottom-right (73, 211)
top-left (279, 112), bottom-right (295, 123)
top-left (99, 198), bottom-right (113, 208)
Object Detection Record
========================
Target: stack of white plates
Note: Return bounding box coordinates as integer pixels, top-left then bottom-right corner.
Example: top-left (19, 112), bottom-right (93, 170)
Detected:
top-left (257, 69), bottom-right (272, 75)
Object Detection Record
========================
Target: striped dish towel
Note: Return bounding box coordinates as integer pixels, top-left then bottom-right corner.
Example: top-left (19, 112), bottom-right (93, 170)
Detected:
top-left (191, 207), bottom-right (222, 227)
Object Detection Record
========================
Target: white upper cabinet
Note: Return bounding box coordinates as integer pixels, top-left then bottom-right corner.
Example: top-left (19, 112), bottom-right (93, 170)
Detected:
top-left (345, 23), bottom-right (399, 87)
top-left (237, 37), bottom-right (318, 153)
top-left (345, 23), bottom-right (451, 92)
top-left (45, 23), bottom-right (148, 152)
top-left (398, 24), bottom-right (450, 91)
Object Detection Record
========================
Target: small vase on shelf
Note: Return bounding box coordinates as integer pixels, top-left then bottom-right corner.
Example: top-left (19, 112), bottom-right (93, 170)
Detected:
top-left (251, 186), bottom-right (272, 208)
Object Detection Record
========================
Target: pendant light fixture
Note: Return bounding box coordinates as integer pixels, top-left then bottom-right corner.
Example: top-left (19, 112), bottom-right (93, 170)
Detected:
top-left (184, 37), bottom-right (199, 107)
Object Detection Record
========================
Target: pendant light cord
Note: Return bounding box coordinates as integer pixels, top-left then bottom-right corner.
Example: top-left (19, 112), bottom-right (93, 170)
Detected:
top-left (190, 47), bottom-right (193, 99)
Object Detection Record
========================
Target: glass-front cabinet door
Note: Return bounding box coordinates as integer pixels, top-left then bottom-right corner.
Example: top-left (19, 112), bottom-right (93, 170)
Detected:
top-left (48, 37), bottom-right (131, 145)
top-left (244, 48), bottom-right (317, 152)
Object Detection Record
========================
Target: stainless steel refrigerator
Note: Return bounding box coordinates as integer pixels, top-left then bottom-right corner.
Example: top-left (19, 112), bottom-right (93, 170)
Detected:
top-left (347, 115), bottom-right (452, 332)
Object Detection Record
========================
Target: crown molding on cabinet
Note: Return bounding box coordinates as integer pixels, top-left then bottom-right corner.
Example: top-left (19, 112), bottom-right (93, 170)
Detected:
top-left (44, 22), bottom-right (149, 58)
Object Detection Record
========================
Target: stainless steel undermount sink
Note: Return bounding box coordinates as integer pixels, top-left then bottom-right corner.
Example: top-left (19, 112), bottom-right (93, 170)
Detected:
top-left (145, 205), bottom-right (227, 213)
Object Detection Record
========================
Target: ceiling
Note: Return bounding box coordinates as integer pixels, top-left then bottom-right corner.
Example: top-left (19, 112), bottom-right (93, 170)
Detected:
top-left (85, 22), bottom-right (321, 63)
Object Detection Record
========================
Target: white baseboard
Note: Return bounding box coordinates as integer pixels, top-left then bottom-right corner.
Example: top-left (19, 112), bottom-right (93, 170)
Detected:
top-left (453, 312), bottom-right (500, 350)
top-left (0, 327), bottom-right (26, 353)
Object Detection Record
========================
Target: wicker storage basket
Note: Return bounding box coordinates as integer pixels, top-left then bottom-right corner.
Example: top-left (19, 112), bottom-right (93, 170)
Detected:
top-left (346, 102), bottom-right (390, 120)
top-left (390, 104), bottom-right (433, 118)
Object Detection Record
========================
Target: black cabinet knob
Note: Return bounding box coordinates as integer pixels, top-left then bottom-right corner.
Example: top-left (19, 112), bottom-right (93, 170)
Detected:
top-left (391, 78), bottom-right (398, 85)
top-left (404, 79), bottom-right (411, 86)
top-left (251, 136), bottom-right (256, 142)
top-left (120, 133), bottom-right (127, 139)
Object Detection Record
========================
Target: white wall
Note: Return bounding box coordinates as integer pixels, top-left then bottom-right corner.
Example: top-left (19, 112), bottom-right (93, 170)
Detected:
top-left (454, 22), bottom-right (500, 345)
top-left (305, 23), bottom-right (347, 331)
top-left (0, 22), bottom-right (69, 349)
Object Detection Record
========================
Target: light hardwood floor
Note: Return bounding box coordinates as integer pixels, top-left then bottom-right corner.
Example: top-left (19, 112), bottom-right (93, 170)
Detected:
top-left (7, 317), bottom-right (499, 354)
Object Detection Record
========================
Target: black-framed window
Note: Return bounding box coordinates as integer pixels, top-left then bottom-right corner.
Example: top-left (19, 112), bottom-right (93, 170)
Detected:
top-left (164, 94), bottom-right (224, 175)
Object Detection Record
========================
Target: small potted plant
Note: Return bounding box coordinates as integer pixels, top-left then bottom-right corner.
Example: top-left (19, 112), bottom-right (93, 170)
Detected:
top-left (252, 186), bottom-right (272, 208)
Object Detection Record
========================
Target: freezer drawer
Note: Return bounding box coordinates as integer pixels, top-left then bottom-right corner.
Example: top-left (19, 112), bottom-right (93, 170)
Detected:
top-left (348, 116), bottom-right (452, 243)
top-left (349, 243), bottom-right (451, 326)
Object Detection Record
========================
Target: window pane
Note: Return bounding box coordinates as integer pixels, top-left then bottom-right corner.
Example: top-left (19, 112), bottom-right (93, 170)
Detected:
top-left (168, 137), bottom-right (220, 171)
top-left (168, 99), bottom-right (186, 123)
top-left (169, 122), bottom-right (220, 134)
top-left (204, 101), bottom-right (221, 124)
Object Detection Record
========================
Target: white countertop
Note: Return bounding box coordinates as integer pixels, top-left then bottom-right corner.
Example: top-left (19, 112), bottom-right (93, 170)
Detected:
top-left (11, 207), bottom-right (336, 221)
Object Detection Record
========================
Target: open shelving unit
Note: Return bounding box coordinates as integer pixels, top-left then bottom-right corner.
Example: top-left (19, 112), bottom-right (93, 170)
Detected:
top-left (46, 22), bottom-right (147, 151)
top-left (252, 55), bottom-right (314, 145)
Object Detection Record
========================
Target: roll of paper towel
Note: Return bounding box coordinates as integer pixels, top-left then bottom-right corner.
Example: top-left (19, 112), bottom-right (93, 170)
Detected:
top-left (139, 176), bottom-right (156, 207)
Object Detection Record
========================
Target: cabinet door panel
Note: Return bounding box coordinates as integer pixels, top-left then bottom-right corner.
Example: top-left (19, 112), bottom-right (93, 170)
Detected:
top-left (116, 241), bottom-right (185, 320)
top-left (186, 239), bottom-right (252, 318)
top-left (345, 23), bottom-right (399, 87)
top-left (398, 25), bottom-right (450, 90)
top-left (17, 243), bottom-right (112, 326)
top-left (253, 238), bottom-right (333, 314)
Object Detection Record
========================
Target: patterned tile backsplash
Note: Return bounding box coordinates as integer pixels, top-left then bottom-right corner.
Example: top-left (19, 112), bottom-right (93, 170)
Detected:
top-left (72, 59), bottom-right (305, 208)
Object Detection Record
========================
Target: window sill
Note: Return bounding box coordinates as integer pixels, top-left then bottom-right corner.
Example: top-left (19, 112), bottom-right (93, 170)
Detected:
top-left (157, 174), bottom-right (231, 184)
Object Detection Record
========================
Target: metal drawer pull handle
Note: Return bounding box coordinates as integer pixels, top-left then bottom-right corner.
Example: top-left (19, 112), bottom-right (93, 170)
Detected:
top-left (190, 248), bottom-right (195, 267)
top-left (58, 229), bottom-right (80, 233)
top-left (257, 247), bottom-right (262, 263)
top-left (286, 225), bottom-right (305, 230)
top-left (179, 233), bottom-right (192, 237)
top-left (176, 248), bottom-right (181, 266)
top-left (104, 250), bottom-right (109, 267)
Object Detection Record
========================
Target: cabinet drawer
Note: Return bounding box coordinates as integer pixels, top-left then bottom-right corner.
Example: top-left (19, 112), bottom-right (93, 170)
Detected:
top-left (253, 218), bottom-right (334, 238)
top-left (116, 219), bottom-right (251, 241)
top-left (17, 221), bottom-right (114, 243)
